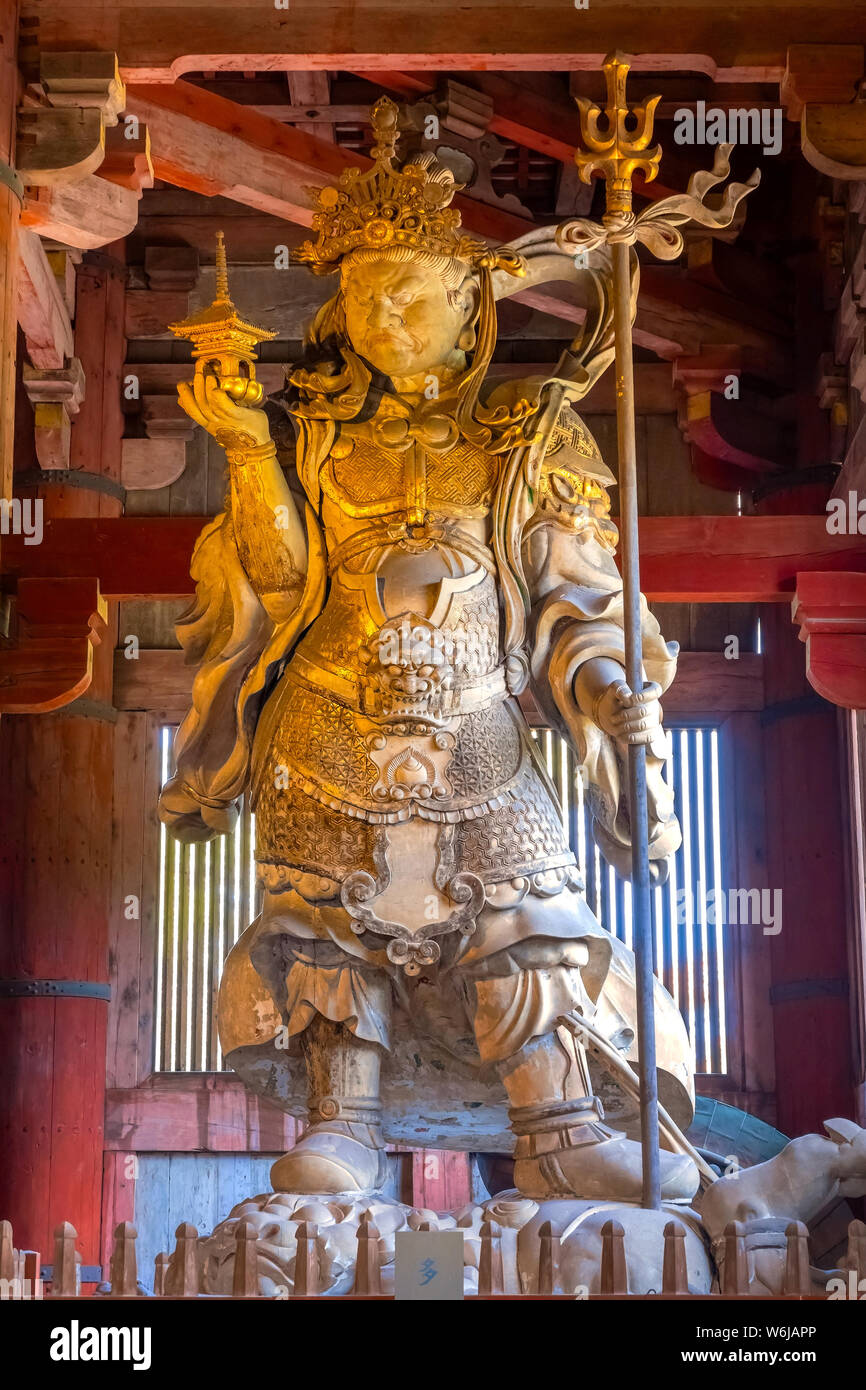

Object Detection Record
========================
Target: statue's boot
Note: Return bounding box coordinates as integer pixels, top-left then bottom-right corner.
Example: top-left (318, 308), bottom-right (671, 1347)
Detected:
top-left (511, 1099), bottom-right (698, 1202)
top-left (270, 1016), bottom-right (388, 1195)
top-left (502, 1026), bottom-right (698, 1204)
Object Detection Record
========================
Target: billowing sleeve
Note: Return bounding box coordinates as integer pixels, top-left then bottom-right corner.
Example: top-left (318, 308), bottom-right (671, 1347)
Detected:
top-left (522, 433), bottom-right (681, 881)
top-left (158, 419), bottom-right (326, 842)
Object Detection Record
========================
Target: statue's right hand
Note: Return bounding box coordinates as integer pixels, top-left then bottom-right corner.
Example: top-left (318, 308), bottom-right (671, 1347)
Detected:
top-left (178, 372), bottom-right (272, 448)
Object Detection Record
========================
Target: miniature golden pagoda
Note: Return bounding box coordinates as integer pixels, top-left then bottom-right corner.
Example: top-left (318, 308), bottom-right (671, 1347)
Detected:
top-left (168, 229), bottom-right (276, 405)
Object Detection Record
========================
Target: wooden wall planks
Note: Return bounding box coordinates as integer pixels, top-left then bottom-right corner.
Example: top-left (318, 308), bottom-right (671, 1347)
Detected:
top-left (113, 647), bottom-right (766, 714)
top-left (130, 1153), bottom-right (279, 1287)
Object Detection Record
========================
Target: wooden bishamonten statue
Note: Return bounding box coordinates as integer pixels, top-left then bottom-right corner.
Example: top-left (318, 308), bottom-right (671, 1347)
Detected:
top-left (160, 98), bottom-right (698, 1204)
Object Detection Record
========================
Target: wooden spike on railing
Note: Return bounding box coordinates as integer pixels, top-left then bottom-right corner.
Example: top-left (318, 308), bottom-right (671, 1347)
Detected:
top-left (846, 1218), bottom-right (866, 1289)
top-left (783, 1221), bottom-right (811, 1296)
top-left (721, 1221), bottom-right (749, 1295)
top-left (478, 1218), bottom-right (504, 1296)
top-left (0, 1220), bottom-right (14, 1284)
top-left (153, 1252), bottom-right (170, 1297)
top-left (662, 1220), bottom-right (689, 1294)
top-left (600, 1219), bottom-right (627, 1295)
top-left (49, 1223), bottom-right (79, 1297)
top-left (110, 1221), bottom-right (139, 1297)
top-left (292, 1221), bottom-right (319, 1298)
top-left (352, 1210), bottom-right (382, 1296)
top-left (537, 1220), bottom-right (559, 1296)
top-left (232, 1218), bottom-right (260, 1298)
top-left (23, 1251), bottom-right (42, 1298)
top-left (166, 1222), bottom-right (199, 1297)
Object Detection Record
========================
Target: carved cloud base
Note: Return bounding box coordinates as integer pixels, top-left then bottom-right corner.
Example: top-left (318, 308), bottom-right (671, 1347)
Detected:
top-left (198, 1189), bottom-right (717, 1296)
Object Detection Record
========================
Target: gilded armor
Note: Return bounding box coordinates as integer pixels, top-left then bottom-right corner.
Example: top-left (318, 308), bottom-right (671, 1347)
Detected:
top-left (161, 97), bottom-right (697, 1202)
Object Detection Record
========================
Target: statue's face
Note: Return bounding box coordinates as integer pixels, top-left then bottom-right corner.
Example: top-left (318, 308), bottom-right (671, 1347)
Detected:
top-left (341, 257), bottom-right (476, 379)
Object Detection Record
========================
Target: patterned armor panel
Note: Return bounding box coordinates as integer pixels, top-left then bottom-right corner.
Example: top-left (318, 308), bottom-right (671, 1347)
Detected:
top-left (255, 421), bottom-right (578, 936)
top-left (320, 436), bottom-right (500, 521)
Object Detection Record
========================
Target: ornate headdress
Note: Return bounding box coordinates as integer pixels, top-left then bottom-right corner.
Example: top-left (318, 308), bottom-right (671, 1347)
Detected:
top-left (293, 96), bottom-right (525, 279)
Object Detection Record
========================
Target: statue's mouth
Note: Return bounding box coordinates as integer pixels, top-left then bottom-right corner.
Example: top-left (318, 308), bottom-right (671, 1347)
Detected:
top-left (367, 328), bottom-right (421, 353)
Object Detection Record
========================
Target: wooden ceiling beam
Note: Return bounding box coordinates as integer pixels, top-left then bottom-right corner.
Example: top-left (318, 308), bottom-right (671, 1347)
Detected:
top-left (26, 3), bottom-right (866, 84)
top-left (4, 515), bottom-right (864, 604)
top-left (125, 79), bottom-right (530, 242)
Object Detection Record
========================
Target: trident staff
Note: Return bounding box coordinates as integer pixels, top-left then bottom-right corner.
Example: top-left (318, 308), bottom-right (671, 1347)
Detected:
top-left (575, 52), bottom-right (664, 1211)
top-left (560, 52), bottom-right (761, 1209)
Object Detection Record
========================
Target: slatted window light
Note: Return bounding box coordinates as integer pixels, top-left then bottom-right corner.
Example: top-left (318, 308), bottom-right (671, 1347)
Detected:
top-left (530, 725), bottom-right (728, 1074)
top-left (154, 726), bottom-right (258, 1072)
top-left (155, 722), bottom-right (729, 1075)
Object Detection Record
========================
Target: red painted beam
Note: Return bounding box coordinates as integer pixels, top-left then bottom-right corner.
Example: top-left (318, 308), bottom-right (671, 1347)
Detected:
top-left (2, 517), bottom-right (206, 599)
top-left (3, 515), bottom-right (866, 603)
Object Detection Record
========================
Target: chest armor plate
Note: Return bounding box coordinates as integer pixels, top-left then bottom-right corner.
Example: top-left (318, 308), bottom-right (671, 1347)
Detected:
top-left (320, 436), bottom-right (500, 524)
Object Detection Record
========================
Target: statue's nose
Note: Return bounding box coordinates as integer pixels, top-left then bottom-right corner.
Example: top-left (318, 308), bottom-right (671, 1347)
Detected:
top-left (368, 298), bottom-right (394, 329)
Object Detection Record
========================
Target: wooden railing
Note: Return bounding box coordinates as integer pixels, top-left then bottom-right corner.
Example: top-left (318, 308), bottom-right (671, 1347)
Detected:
top-left (3, 1212), bottom-right (865, 1299)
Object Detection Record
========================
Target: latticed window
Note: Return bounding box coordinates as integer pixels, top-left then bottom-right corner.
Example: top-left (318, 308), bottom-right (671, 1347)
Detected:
top-left (155, 723), bottom-right (730, 1075)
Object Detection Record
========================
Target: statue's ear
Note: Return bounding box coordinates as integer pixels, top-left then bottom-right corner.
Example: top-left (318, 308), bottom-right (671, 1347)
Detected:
top-left (456, 274), bottom-right (481, 325)
top-left (823, 1118), bottom-right (862, 1144)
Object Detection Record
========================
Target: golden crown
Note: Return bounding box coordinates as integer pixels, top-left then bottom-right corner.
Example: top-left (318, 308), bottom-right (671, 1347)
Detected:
top-left (293, 96), bottom-right (524, 278)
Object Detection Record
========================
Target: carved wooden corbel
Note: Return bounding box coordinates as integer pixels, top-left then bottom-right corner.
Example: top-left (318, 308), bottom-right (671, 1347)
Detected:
top-left (672, 348), bottom-right (786, 487)
top-left (0, 577), bottom-right (107, 714)
top-left (39, 51), bottom-right (126, 125)
top-left (121, 395), bottom-right (194, 492)
top-left (99, 122), bottom-right (154, 195)
top-left (17, 51), bottom-right (125, 185)
top-left (17, 52), bottom-right (145, 247)
top-left (21, 176), bottom-right (143, 250)
top-left (792, 572), bottom-right (866, 709)
top-left (16, 107), bottom-right (105, 186)
top-left (782, 45), bottom-right (866, 181)
top-left (22, 357), bottom-right (86, 471)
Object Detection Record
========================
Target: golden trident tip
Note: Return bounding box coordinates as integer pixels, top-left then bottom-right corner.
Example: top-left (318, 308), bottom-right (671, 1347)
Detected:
top-left (573, 51), bottom-right (662, 220)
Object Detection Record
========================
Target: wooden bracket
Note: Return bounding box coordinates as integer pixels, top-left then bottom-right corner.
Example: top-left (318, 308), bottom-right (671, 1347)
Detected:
top-left (673, 349), bottom-right (786, 486)
top-left (22, 357), bottom-right (86, 471)
top-left (781, 45), bottom-right (866, 179)
top-left (16, 52), bottom-right (145, 247)
top-left (781, 45), bottom-right (864, 121)
top-left (0, 577), bottom-right (107, 714)
top-left (792, 571), bottom-right (866, 709)
top-left (16, 107), bottom-right (106, 186)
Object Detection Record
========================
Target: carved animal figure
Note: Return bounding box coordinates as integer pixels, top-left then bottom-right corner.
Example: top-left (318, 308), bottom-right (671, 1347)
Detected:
top-left (700, 1118), bottom-right (866, 1242)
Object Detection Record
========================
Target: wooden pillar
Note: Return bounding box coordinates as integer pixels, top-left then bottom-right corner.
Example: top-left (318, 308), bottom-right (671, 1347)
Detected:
top-left (0, 1), bottom-right (21, 502)
top-left (0, 675), bottom-right (115, 1265)
top-left (67, 245), bottom-right (125, 514)
top-left (0, 243), bottom-right (125, 1269)
top-left (762, 605), bottom-right (854, 1135)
